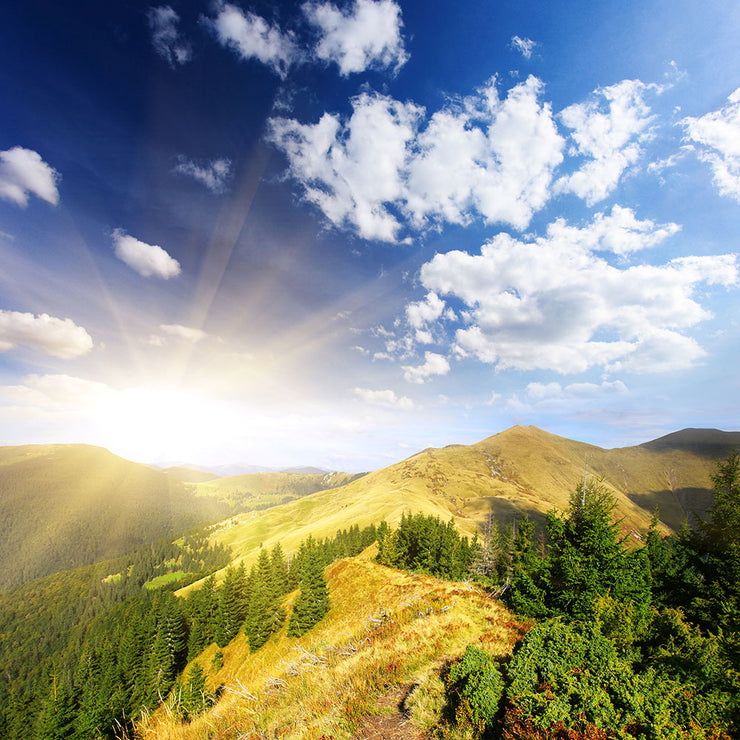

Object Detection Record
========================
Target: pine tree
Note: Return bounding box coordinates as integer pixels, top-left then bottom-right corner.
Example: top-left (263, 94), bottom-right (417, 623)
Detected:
top-left (288, 544), bottom-right (330, 637)
top-left (546, 480), bottom-right (650, 619)
top-left (216, 563), bottom-right (248, 646)
top-left (245, 548), bottom-right (286, 651)
top-left (35, 668), bottom-right (77, 740)
top-left (183, 663), bottom-right (209, 719)
top-left (187, 575), bottom-right (218, 658)
top-left (505, 516), bottom-right (549, 617)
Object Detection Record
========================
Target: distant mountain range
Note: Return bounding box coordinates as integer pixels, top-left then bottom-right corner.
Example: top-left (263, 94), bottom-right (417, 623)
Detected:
top-left (153, 462), bottom-right (331, 481)
top-left (2, 426), bottom-right (738, 592)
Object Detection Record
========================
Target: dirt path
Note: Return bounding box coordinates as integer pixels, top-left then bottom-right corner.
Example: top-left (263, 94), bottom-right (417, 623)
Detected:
top-left (353, 687), bottom-right (427, 740)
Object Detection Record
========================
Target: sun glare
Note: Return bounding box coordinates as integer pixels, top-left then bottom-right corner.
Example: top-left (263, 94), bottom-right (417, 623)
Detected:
top-left (96, 386), bottom-right (239, 465)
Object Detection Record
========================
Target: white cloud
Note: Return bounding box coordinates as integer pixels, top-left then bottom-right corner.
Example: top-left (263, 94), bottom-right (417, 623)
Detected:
top-left (0, 147), bottom-right (60, 207)
top-left (683, 87), bottom-right (740, 202)
top-left (159, 324), bottom-right (207, 343)
top-left (402, 352), bottom-right (450, 384)
top-left (148, 5), bottom-right (192, 67)
top-left (112, 229), bottom-right (181, 279)
top-left (0, 374), bottom-right (111, 408)
top-left (268, 92), bottom-right (423, 241)
top-left (0, 310), bottom-right (93, 359)
top-left (556, 79), bottom-right (661, 205)
top-left (412, 210), bottom-right (736, 375)
top-left (549, 205), bottom-right (681, 256)
top-left (303, 0), bottom-right (408, 76)
top-left (268, 76), bottom-right (564, 242)
top-left (406, 292), bottom-right (445, 329)
top-left (354, 387), bottom-right (414, 409)
top-left (209, 2), bottom-right (300, 79)
top-left (173, 156), bottom-right (232, 192)
top-left (510, 35), bottom-right (536, 59)
top-left (526, 379), bottom-right (627, 401)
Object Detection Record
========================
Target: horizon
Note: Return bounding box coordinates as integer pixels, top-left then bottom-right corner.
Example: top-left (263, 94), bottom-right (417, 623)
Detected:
top-left (1, 422), bottom-right (738, 475)
top-left (1, 0), bottom-right (739, 472)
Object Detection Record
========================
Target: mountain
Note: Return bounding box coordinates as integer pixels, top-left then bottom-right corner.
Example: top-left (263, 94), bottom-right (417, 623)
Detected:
top-left (163, 466), bottom-right (222, 483)
top-left (0, 444), bottom-right (230, 590)
top-left (187, 426), bottom-right (738, 587)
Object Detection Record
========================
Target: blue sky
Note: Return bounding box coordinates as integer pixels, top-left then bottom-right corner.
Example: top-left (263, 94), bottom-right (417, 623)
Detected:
top-left (1, 0), bottom-right (739, 471)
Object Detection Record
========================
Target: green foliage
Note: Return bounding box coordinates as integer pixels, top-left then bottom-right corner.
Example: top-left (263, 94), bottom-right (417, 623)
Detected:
top-left (503, 618), bottom-right (731, 739)
top-left (504, 516), bottom-right (549, 618)
top-left (546, 481), bottom-right (650, 619)
top-left (287, 542), bottom-right (330, 638)
top-left (215, 563), bottom-right (249, 647)
top-left (181, 663), bottom-right (212, 720)
top-left (245, 548), bottom-right (286, 650)
top-left (376, 512), bottom-right (476, 580)
top-left (446, 645), bottom-right (505, 733)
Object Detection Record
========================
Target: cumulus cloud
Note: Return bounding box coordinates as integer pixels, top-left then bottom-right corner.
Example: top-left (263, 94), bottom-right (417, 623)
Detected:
top-left (209, 2), bottom-right (300, 78)
top-left (268, 92), bottom-right (423, 241)
top-left (683, 87), bottom-right (740, 202)
top-left (173, 156), bottom-right (232, 192)
top-left (510, 35), bottom-right (536, 59)
top-left (556, 79), bottom-right (661, 205)
top-left (148, 6), bottom-right (192, 66)
top-left (0, 310), bottom-right (93, 358)
top-left (410, 209), bottom-right (736, 375)
top-left (159, 324), bottom-right (207, 343)
top-left (268, 76), bottom-right (564, 242)
top-left (0, 147), bottom-right (60, 207)
top-left (406, 292), bottom-right (445, 328)
top-left (112, 229), bottom-right (181, 279)
top-left (303, 0), bottom-right (408, 76)
top-left (354, 387), bottom-right (414, 409)
top-left (402, 352), bottom-right (450, 384)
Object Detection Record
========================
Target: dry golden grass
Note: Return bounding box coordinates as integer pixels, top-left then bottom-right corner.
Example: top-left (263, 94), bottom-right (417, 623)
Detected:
top-left (140, 550), bottom-right (527, 740)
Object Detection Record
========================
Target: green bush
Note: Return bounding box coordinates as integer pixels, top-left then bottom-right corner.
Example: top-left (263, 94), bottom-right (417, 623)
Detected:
top-left (502, 618), bottom-right (733, 739)
top-left (446, 645), bottom-right (505, 733)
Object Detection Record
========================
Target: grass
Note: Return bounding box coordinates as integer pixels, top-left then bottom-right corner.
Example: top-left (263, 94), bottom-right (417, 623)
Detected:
top-left (139, 549), bottom-right (528, 740)
top-left (144, 571), bottom-right (188, 590)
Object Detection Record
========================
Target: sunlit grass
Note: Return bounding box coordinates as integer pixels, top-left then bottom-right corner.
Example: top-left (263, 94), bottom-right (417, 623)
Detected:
top-left (138, 550), bottom-right (526, 739)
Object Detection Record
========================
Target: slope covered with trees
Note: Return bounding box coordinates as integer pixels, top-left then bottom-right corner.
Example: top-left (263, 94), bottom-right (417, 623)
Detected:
top-left (0, 444), bottom-right (231, 590)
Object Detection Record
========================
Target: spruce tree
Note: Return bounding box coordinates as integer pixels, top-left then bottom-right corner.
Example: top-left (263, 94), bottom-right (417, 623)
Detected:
top-left (288, 545), bottom-right (330, 637)
top-left (505, 516), bottom-right (549, 617)
top-left (245, 547), bottom-right (286, 651)
top-left (216, 563), bottom-right (248, 646)
top-left (546, 480), bottom-right (650, 619)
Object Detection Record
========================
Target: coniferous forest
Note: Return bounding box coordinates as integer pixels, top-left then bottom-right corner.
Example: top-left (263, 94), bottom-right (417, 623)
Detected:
top-left (0, 523), bottom-right (378, 739)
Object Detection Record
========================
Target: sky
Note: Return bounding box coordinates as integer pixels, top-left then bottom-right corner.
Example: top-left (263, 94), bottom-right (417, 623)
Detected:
top-left (1, 0), bottom-right (739, 472)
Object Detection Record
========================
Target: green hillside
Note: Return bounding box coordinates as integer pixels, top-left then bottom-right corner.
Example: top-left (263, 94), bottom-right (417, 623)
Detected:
top-left (190, 426), bottom-right (738, 589)
top-left (0, 444), bottom-right (230, 590)
top-left (193, 470), bottom-right (366, 511)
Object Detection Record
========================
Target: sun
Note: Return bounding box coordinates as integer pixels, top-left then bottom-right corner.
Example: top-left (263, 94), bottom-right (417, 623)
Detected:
top-left (95, 386), bottom-right (240, 465)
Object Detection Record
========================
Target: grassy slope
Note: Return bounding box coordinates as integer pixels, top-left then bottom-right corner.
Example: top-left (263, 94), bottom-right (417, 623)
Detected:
top-left (175, 426), bottom-right (738, 596)
top-left (193, 470), bottom-right (365, 510)
top-left (0, 444), bottom-right (228, 590)
top-left (142, 549), bottom-right (526, 740)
